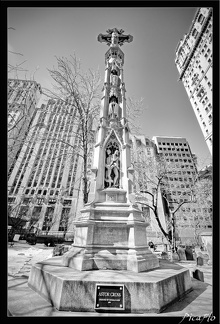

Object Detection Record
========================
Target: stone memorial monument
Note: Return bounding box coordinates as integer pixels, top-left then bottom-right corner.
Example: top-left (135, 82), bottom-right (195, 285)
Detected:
top-left (62, 27), bottom-right (159, 273)
top-left (28, 29), bottom-right (192, 313)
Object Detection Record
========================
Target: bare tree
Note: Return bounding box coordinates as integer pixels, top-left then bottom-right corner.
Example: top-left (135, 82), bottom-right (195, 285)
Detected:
top-left (8, 27), bottom-right (29, 78)
top-left (133, 152), bottom-right (172, 244)
top-left (133, 151), bottom-right (197, 250)
top-left (126, 97), bottom-right (144, 135)
top-left (133, 144), bottom-right (212, 256)
top-left (41, 55), bottom-right (101, 204)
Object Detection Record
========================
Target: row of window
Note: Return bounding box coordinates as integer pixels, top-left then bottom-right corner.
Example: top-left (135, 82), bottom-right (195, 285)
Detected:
top-left (163, 182), bottom-right (193, 189)
top-left (181, 206), bottom-right (212, 213)
top-left (158, 142), bottom-right (187, 146)
top-left (163, 152), bottom-right (191, 158)
top-left (18, 195), bottom-right (73, 206)
top-left (165, 177), bottom-right (194, 182)
top-left (166, 157), bottom-right (192, 162)
top-left (159, 147), bottom-right (189, 152)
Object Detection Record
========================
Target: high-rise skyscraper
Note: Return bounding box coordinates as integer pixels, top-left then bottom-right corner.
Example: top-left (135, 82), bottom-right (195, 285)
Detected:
top-left (175, 8), bottom-right (212, 155)
top-left (8, 98), bottom-right (88, 239)
top-left (8, 79), bottom-right (42, 173)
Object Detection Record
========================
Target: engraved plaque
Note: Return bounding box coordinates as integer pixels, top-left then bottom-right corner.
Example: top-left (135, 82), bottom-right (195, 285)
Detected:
top-left (95, 284), bottom-right (124, 310)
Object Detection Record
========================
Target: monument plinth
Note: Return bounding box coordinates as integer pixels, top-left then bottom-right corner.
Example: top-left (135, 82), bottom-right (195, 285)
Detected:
top-left (28, 28), bottom-right (192, 313)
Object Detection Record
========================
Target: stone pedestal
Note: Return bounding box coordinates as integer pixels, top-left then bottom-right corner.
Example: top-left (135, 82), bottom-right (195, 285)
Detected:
top-left (62, 188), bottom-right (159, 272)
top-left (28, 257), bottom-right (192, 313)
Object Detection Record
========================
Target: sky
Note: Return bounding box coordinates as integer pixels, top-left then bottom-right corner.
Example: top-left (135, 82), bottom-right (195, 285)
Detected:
top-left (8, 6), bottom-right (212, 169)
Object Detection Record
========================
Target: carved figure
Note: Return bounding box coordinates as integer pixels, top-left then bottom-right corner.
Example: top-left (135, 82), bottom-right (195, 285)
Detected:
top-left (97, 28), bottom-right (133, 47)
top-left (111, 30), bottom-right (119, 46)
top-left (109, 97), bottom-right (119, 119)
top-left (105, 149), bottom-right (120, 187)
top-left (110, 71), bottom-right (119, 87)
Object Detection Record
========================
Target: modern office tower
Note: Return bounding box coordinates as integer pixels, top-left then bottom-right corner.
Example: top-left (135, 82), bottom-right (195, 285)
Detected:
top-left (8, 79), bottom-right (42, 174)
top-left (8, 98), bottom-right (90, 239)
top-left (152, 135), bottom-right (212, 244)
top-left (175, 8), bottom-right (212, 155)
top-left (129, 134), bottom-right (168, 244)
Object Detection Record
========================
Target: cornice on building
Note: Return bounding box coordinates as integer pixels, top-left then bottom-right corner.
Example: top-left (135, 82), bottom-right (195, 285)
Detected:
top-left (175, 8), bottom-right (212, 81)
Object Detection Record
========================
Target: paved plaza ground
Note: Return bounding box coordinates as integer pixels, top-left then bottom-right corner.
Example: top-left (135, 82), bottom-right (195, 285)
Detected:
top-left (8, 241), bottom-right (214, 318)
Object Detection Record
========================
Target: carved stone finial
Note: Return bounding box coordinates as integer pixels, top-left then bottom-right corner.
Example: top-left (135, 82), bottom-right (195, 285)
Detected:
top-left (98, 28), bottom-right (133, 47)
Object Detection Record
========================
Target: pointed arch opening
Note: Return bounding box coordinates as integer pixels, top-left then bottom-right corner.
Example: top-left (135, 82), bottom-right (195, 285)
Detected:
top-left (104, 132), bottom-right (121, 188)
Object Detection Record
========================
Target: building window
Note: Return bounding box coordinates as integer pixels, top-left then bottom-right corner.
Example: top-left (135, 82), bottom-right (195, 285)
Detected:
top-left (63, 199), bottom-right (72, 206)
top-left (59, 208), bottom-right (70, 231)
top-left (192, 28), bottom-right (199, 38)
top-left (48, 198), bottom-right (56, 205)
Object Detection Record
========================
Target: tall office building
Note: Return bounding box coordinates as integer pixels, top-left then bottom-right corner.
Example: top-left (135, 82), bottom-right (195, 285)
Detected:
top-left (8, 79), bottom-right (42, 173)
top-left (152, 136), bottom-right (212, 243)
top-left (175, 8), bottom-right (212, 154)
top-left (8, 98), bottom-right (92, 239)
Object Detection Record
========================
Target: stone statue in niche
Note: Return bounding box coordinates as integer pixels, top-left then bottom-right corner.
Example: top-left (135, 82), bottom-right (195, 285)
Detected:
top-left (110, 68), bottom-right (120, 87)
top-left (105, 147), bottom-right (120, 188)
top-left (109, 96), bottom-right (119, 119)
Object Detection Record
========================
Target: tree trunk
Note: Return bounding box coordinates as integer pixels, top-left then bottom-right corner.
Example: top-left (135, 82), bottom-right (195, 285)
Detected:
top-left (154, 207), bottom-right (172, 245)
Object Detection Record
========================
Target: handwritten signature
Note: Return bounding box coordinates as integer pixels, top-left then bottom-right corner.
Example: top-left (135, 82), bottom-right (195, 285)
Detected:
top-left (179, 313), bottom-right (216, 324)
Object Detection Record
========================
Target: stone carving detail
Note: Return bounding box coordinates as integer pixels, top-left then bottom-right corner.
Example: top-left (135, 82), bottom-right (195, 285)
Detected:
top-left (104, 139), bottom-right (120, 188)
top-left (98, 28), bottom-right (133, 47)
top-left (109, 96), bottom-right (119, 119)
top-left (106, 194), bottom-right (116, 202)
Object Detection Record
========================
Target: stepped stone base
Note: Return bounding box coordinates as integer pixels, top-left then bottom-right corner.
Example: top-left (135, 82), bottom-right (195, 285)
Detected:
top-left (28, 257), bottom-right (192, 313)
top-left (62, 188), bottom-right (159, 272)
top-left (62, 245), bottom-right (159, 272)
